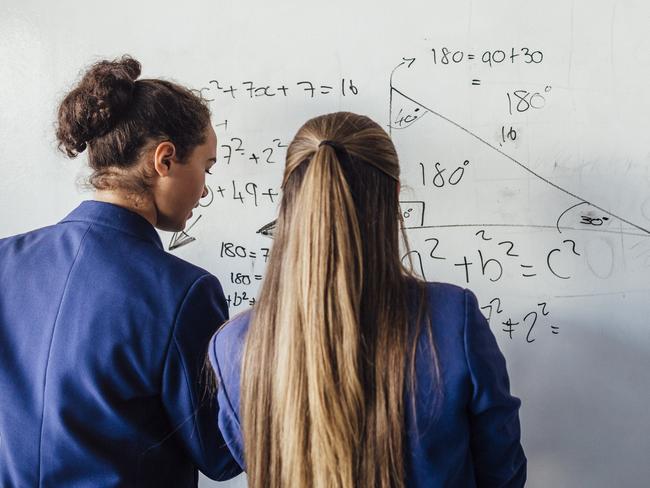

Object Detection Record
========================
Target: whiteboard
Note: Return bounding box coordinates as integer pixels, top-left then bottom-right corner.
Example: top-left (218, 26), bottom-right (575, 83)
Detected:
top-left (1, 1), bottom-right (649, 486)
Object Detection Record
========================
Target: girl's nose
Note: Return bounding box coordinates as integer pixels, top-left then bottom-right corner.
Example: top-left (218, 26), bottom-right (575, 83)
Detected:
top-left (201, 185), bottom-right (209, 198)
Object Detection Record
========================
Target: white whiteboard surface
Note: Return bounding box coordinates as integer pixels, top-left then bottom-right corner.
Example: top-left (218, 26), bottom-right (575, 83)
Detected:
top-left (1, 1), bottom-right (649, 486)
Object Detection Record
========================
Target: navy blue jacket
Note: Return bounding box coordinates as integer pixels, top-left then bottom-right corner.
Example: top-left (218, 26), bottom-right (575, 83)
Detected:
top-left (0, 201), bottom-right (241, 487)
top-left (210, 282), bottom-right (526, 487)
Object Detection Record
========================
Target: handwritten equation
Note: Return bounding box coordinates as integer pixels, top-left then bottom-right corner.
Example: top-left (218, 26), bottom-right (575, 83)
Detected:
top-left (481, 298), bottom-right (559, 343)
top-left (219, 135), bottom-right (287, 165)
top-left (199, 78), bottom-right (360, 101)
top-left (430, 46), bottom-right (544, 67)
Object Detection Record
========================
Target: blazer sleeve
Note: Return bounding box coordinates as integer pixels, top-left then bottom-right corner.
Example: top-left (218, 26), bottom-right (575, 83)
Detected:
top-left (463, 289), bottom-right (527, 487)
top-left (208, 332), bottom-right (246, 469)
top-left (160, 273), bottom-right (242, 481)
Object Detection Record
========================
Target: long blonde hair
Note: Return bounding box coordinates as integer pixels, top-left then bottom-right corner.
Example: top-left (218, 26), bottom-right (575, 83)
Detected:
top-left (241, 112), bottom-right (436, 488)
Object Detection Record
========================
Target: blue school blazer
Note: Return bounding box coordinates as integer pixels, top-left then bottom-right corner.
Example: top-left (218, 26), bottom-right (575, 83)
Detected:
top-left (210, 283), bottom-right (526, 487)
top-left (0, 201), bottom-right (241, 487)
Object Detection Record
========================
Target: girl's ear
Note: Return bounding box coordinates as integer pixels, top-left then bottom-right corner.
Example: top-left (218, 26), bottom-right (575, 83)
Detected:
top-left (153, 141), bottom-right (177, 177)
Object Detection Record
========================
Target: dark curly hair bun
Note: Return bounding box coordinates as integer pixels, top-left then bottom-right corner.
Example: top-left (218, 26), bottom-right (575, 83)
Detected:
top-left (56, 55), bottom-right (141, 157)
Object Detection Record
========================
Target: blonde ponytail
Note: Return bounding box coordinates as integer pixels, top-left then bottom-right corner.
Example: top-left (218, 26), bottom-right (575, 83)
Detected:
top-left (241, 112), bottom-right (435, 488)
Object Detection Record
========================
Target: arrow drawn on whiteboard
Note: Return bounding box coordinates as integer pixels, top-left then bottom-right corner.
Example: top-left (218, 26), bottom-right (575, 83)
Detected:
top-left (391, 57), bottom-right (416, 78)
top-left (168, 185), bottom-right (216, 251)
top-left (257, 219), bottom-right (276, 238)
top-left (169, 214), bottom-right (203, 251)
top-left (388, 58), bottom-right (427, 131)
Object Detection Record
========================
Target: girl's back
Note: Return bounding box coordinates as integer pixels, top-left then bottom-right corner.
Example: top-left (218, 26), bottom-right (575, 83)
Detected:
top-left (210, 280), bottom-right (526, 487)
top-left (0, 56), bottom-right (240, 487)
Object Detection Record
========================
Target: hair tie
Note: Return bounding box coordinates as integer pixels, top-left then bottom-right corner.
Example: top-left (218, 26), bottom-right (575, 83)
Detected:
top-left (318, 140), bottom-right (400, 182)
top-left (318, 140), bottom-right (344, 151)
top-left (281, 138), bottom-right (401, 188)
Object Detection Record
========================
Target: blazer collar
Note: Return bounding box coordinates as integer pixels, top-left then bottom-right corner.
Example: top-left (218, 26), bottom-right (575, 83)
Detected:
top-left (60, 200), bottom-right (164, 250)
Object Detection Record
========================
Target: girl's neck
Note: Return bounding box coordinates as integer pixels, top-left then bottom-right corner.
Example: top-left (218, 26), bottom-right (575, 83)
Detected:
top-left (94, 190), bottom-right (157, 227)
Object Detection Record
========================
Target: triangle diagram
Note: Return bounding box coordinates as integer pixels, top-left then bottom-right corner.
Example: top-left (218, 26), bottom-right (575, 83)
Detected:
top-left (389, 84), bottom-right (650, 239)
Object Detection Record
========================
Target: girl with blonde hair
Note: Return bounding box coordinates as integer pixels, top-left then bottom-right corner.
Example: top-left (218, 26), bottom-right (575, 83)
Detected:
top-left (209, 111), bottom-right (526, 487)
